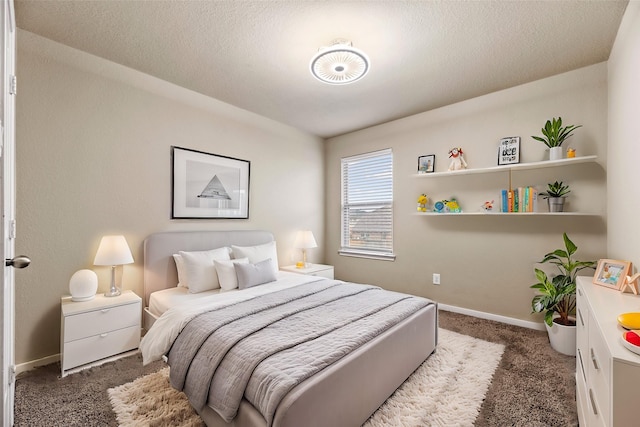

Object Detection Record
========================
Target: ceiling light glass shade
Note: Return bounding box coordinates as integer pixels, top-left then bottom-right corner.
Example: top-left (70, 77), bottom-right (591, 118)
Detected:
top-left (310, 40), bottom-right (370, 85)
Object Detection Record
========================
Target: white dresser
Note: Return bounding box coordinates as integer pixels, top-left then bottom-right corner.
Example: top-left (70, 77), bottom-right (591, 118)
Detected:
top-left (576, 277), bottom-right (640, 426)
top-left (60, 290), bottom-right (141, 377)
top-left (280, 263), bottom-right (334, 279)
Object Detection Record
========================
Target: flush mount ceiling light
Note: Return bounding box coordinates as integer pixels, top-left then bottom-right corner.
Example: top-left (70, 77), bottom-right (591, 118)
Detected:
top-left (310, 39), bottom-right (370, 85)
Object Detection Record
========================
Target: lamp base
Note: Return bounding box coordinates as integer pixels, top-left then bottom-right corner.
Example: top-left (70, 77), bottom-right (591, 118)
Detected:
top-left (105, 266), bottom-right (121, 297)
top-left (104, 288), bottom-right (121, 297)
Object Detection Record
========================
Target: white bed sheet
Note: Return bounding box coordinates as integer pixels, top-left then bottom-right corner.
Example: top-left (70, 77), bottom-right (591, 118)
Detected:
top-left (149, 286), bottom-right (223, 318)
top-left (140, 271), bottom-right (326, 364)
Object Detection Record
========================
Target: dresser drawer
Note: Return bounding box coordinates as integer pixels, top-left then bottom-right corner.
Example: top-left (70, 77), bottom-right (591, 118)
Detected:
top-left (64, 301), bottom-right (140, 342)
top-left (587, 310), bottom-right (611, 424)
top-left (62, 325), bottom-right (140, 371)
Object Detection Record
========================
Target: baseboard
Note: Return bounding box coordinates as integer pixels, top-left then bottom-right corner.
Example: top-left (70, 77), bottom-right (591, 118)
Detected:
top-left (15, 354), bottom-right (60, 375)
top-left (438, 303), bottom-right (546, 331)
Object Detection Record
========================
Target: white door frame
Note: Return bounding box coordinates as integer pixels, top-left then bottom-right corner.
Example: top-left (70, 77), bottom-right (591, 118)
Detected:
top-left (1, 0), bottom-right (17, 425)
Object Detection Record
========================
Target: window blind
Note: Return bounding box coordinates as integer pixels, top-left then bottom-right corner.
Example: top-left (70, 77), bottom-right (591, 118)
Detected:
top-left (340, 149), bottom-right (394, 258)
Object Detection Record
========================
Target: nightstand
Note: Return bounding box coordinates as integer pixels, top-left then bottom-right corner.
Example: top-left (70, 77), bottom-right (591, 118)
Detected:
top-left (60, 290), bottom-right (141, 377)
top-left (280, 263), bottom-right (334, 279)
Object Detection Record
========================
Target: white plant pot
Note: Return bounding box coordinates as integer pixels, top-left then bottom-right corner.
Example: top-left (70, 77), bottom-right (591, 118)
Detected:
top-left (549, 146), bottom-right (563, 161)
top-left (545, 318), bottom-right (576, 356)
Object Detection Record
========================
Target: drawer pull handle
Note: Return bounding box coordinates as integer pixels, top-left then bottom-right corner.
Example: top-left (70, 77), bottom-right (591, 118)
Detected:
top-left (101, 309), bottom-right (110, 313)
top-left (590, 348), bottom-right (599, 371)
top-left (588, 389), bottom-right (598, 416)
top-left (578, 309), bottom-right (585, 327)
top-left (578, 288), bottom-right (583, 297)
top-left (100, 333), bottom-right (108, 338)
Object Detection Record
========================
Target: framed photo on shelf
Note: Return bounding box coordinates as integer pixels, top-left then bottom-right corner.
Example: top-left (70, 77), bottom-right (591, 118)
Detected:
top-left (592, 259), bottom-right (632, 290)
top-left (497, 136), bottom-right (520, 165)
top-left (418, 154), bottom-right (435, 174)
top-left (171, 146), bottom-right (250, 219)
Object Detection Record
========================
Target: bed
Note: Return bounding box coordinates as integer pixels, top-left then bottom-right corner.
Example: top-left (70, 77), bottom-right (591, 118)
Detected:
top-left (140, 230), bottom-right (438, 427)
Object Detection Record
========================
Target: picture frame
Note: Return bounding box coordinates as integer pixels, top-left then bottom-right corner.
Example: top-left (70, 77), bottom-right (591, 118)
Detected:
top-left (592, 259), bottom-right (632, 290)
top-left (497, 136), bottom-right (520, 165)
top-left (171, 146), bottom-right (250, 219)
top-left (417, 154), bottom-right (435, 174)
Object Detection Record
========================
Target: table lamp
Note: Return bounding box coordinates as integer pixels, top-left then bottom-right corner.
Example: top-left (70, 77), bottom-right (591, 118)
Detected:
top-left (93, 235), bottom-right (134, 297)
top-left (294, 230), bottom-right (317, 268)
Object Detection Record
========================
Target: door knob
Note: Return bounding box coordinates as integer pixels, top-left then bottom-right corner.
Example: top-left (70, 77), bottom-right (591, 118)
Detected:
top-left (5, 255), bottom-right (31, 268)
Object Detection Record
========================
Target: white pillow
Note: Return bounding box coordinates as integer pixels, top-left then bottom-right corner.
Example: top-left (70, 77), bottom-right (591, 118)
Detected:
top-left (178, 247), bottom-right (231, 293)
top-left (214, 258), bottom-right (248, 291)
top-left (231, 241), bottom-right (278, 274)
top-left (172, 254), bottom-right (187, 287)
top-left (235, 259), bottom-right (278, 290)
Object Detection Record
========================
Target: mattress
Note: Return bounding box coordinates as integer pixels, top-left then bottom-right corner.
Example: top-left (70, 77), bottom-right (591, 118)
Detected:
top-left (148, 286), bottom-right (222, 317)
top-left (147, 271), bottom-right (310, 318)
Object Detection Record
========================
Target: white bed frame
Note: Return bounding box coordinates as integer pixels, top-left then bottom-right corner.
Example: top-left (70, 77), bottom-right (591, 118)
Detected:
top-left (142, 230), bottom-right (438, 427)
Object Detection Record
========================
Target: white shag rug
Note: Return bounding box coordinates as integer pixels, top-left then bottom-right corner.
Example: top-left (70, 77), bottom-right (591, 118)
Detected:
top-left (109, 329), bottom-right (504, 427)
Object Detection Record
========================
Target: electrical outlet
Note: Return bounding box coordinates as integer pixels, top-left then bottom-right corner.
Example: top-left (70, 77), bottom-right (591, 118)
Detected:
top-left (433, 273), bottom-right (441, 285)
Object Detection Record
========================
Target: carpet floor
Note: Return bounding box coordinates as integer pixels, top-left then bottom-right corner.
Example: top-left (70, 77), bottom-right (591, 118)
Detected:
top-left (14, 310), bottom-right (577, 426)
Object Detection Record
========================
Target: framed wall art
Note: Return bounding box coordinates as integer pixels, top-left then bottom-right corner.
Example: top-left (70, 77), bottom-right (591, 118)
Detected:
top-left (497, 136), bottom-right (520, 165)
top-left (171, 146), bottom-right (250, 219)
top-left (593, 259), bottom-right (632, 290)
top-left (417, 154), bottom-right (435, 174)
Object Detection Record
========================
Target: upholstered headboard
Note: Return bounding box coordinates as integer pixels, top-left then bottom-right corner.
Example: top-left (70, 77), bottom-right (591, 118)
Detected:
top-left (142, 230), bottom-right (274, 307)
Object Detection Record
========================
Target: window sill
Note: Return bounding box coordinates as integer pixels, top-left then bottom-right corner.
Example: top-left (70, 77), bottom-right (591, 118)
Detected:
top-left (338, 250), bottom-right (396, 261)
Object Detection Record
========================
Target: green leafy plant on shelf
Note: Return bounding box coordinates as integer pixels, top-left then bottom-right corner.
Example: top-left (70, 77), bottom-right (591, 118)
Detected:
top-left (531, 233), bottom-right (596, 326)
top-left (539, 181), bottom-right (571, 200)
top-left (531, 117), bottom-right (582, 148)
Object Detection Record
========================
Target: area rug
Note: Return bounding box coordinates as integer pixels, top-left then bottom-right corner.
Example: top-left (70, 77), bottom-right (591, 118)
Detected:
top-left (109, 329), bottom-right (504, 427)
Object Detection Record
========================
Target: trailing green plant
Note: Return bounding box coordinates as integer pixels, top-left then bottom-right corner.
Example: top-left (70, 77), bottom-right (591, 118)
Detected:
top-left (539, 181), bottom-right (570, 199)
top-left (530, 233), bottom-right (596, 327)
top-left (531, 117), bottom-right (582, 148)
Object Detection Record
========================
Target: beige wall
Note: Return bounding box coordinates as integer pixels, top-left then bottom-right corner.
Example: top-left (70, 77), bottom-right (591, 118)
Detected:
top-left (325, 63), bottom-right (608, 324)
top-left (608, 2), bottom-right (640, 269)
top-left (15, 31), bottom-right (325, 365)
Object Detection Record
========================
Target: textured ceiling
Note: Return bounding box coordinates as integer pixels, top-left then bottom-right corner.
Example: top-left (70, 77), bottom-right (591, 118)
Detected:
top-left (15, 0), bottom-right (628, 138)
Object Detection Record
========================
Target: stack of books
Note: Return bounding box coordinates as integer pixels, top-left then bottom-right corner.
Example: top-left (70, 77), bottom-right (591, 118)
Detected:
top-left (501, 187), bottom-right (538, 213)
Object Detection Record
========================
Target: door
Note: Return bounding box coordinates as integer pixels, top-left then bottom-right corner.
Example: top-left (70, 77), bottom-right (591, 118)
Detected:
top-left (1, 1), bottom-right (23, 425)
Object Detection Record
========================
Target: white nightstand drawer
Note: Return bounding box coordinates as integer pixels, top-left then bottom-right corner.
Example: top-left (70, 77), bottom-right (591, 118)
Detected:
top-left (280, 264), bottom-right (334, 280)
top-left (64, 302), bottom-right (140, 342)
top-left (308, 269), bottom-right (334, 279)
top-left (62, 325), bottom-right (140, 371)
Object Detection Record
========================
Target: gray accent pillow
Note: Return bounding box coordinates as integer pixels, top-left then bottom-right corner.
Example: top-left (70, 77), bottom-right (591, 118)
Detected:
top-left (235, 258), bottom-right (277, 290)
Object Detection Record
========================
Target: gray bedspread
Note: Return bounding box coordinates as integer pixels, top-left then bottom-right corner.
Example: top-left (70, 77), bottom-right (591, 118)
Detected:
top-left (167, 280), bottom-right (432, 425)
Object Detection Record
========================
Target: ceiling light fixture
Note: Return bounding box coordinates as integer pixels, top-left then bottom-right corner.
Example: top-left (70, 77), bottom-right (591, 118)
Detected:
top-left (310, 39), bottom-right (370, 85)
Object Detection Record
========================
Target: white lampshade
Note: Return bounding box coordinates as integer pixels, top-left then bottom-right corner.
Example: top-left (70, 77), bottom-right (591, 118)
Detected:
top-left (94, 235), bottom-right (134, 297)
top-left (94, 235), bottom-right (134, 266)
top-left (294, 230), bottom-right (318, 249)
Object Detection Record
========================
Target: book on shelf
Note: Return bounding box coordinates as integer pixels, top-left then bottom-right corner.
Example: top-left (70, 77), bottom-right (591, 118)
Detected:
top-left (500, 186), bottom-right (538, 213)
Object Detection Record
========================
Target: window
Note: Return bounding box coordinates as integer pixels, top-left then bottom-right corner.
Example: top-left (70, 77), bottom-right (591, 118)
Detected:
top-left (340, 149), bottom-right (394, 260)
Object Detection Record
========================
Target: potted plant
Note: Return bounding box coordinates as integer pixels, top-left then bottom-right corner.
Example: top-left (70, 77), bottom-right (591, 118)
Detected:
top-left (539, 181), bottom-right (570, 212)
top-left (530, 233), bottom-right (596, 355)
top-left (531, 117), bottom-right (582, 160)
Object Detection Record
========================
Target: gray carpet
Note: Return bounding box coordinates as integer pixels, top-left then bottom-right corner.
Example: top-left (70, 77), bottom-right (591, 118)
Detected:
top-left (14, 310), bottom-right (577, 426)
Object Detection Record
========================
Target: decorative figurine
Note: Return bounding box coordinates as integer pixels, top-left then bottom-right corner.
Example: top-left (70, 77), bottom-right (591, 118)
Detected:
top-left (567, 147), bottom-right (576, 158)
top-left (448, 147), bottom-right (467, 171)
top-left (417, 194), bottom-right (428, 212)
top-left (434, 198), bottom-right (462, 213)
top-left (620, 272), bottom-right (640, 295)
top-left (481, 200), bottom-right (494, 212)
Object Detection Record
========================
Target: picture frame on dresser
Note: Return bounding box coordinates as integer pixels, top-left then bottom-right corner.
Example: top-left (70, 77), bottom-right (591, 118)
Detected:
top-left (592, 258), bottom-right (632, 290)
top-left (171, 146), bottom-right (250, 219)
